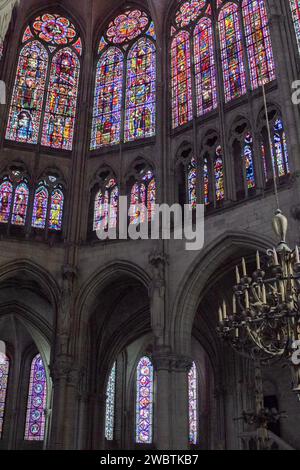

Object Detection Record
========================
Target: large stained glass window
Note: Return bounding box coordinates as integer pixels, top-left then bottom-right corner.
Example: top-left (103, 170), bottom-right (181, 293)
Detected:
top-left (6, 13), bottom-right (81, 150)
top-left (0, 179), bottom-right (13, 224)
top-left (32, 181), bottom-right (64, 232)
top-left (105, 362), bottom-right (116, 441)
top-left (93, 179), bottom-right (119, 231)
top-left (218, 3), bottom-right (247, 102)
top-left (203, 157), bottom-right (210, 206)
top-left (194, 17), bottom-right (217, 116)
top-left (6, 41), bottom-right (48, 144)
top-left (24, 354), bottom-right (47, 441)
top-left (171, 31), bottom-right (193, 128)
top-left (129, 172), bottom-right (156, 225)
top-left (0, 352), bottom-right (9, 438)
top-left (136, 356), bottom-right (153, 444)
top-left (242, 0), bottom-right (275, 89)
top-left (125, 38), bottom-right (156, 142)
top-left (91, 48), bottom-right (123, 149)
top-left (41, 49), bottom-right (80, 150)
top-left (175, 0), bottom-right (206, 28)
top-left (188, 362), bottom-right (198, 445)
top-left (290, 0), bottom-right (300, 55)
top-left (91, 9), bottom-right (156, 149)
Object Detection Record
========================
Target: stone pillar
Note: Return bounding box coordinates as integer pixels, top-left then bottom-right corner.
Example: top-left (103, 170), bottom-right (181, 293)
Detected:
top-left (48, 355), bottom-right (81, 449)
top-left (153, 351), bottom-right (193, 450)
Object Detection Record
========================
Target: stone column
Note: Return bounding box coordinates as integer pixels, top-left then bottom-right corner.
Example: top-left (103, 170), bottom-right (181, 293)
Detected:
top-left (153, 351), bottom-right (193, 450)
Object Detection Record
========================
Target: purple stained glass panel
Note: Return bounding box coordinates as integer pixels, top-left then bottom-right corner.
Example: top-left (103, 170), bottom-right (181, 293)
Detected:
top-left (136, 356), bottom-right (153, 444)
top-left (24, 354), bottom-right (47, 441)
top-left (188, 362), bottom-right (198, 445)
top-left (0, 354), bottom-right (9, 438)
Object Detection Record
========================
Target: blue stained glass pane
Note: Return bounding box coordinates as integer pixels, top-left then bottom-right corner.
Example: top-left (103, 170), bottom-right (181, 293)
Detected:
top-left (188, 362), bottom-right (198, 445)
top-left (105, 362), bottom-right (116, 441)
top-left (24, 354), bottom-right (47, 441)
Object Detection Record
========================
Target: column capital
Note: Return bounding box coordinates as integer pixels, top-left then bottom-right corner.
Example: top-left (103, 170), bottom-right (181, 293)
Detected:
top-left (152, 350), bottom-right (193, 372)
top-left (50, 355), bottom-right (82, 387)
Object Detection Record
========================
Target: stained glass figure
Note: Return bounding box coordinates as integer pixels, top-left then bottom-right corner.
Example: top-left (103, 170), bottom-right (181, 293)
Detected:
top-left (11, 181), bottom-right (29, 226)
top-left (290, 0), bottom-right (300, 55)
top-left (125, 38), bottom-right (156, 142)
top-left (32, 185), bottom-right (49, 229)
top-left (91, 48), bottom-right (123, 149)
top-left (24, 354), bottom-right (47, 441)
top-left (194, 17), bottom-right (217, 116)
top-left (242, 0), bottom-right (275, 89)
top-left (244, 133), bottom-right (256, 189)
top-left (215, 146), bottom-right (225, 201)
top-left (49, 188), bottom-right (64, 231)
top-left (188, 362), bottom-right (198, 445)
top-left (0, 353), bottom-right (9, 438)
top-left (106, 10), bottom-right (149, 45)
top-left (129, 172), bottom-right (155, 225)
top-left (6, 41), bottom-right (48, 144)
top-left (188, 158), bottom-right (197, 208)
top-left (175, 0), bottom-right (206, 28)
top-left (273, 118), bottom-right (289, 178)
top-left (136, 356), bottom-right (153, 444)
top-left (171, 31), bottom-right (193, 128)
top-left (93, 179), bottom-right (119, 231)
top-left (0, 179), bottom-right (13, 224)
top-left (41, 48), bottom-right (80, 150)
top-left (218, 3), bottom-right (247, 102)
top-left (105, 362), bottom-right (116, 441)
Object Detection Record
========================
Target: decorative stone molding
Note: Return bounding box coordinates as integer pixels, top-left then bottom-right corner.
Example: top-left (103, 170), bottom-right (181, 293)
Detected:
top-left (152, 349), bottom-right (193, 372)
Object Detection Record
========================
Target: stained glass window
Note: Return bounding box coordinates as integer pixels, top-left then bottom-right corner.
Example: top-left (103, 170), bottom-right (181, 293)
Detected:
top-left (171, 31), bottom-right (193, 128)
top-left (188, 362), bottom-right (198, 445)
top-left (49, 188), bottom-right (64, 231)
top-left (93, 179), bottom-right (119, 231)
top-left (194, 17), bottom-right (217, 116)
top-left (175, 0), bottom-right (206, 28)
top-left (32, 185), bottom-right (49, 229)
top-left (6, 41), bottom-right (48, 144)
top-left (188, 158), bottom-right (197, 207)
top-left (215, 146), bottom-right (225, 201)
top-left (41, 49), bottom-right (80, 150)
top-left (11, 181), bottom-right (29, 226)
top-left (105, 362), bottom-right (116, 441)
top-left (290, 0), bottom-right (300, 55)
top-left (136, 356), bottom-right (153, 444)
top-left (91, 48), bottom-right (123, 149)
top-left (242, 0), bottom-right (275, 89)
top-left (0, 352), bottom-right (9, 438)
top-left (6, 13), bottom-right (81, 150)
top-left (92, 9), bottom-right (156, 148)
top-left (203, 157), bottom-right (210, 206)
top-left (273, 118), bottom-right (289, 178)
top-left (24, 354), bottom-right (47, 441)
top-left (0, 179), bottom-right (13, 224)
top-left (125, 38), bottom-right (156, 142)
top-left (129, 172), bottom-right (155, 225)
top-left (244, 133), bottom-right (256, 189)
top-left (219, 3), bottom-right (247, 102)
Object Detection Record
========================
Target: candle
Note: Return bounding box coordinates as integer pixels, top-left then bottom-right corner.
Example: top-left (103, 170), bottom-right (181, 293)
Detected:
top-left (296, 246), bottom-right (300, 264)
top-left (262, 284), bottom-right (267, 304)
top-left (233, 294), bottom-right (237, 314)
top-left (236, 266), bottom-right (241, 284)
top-left (280, 281), bottom-right (285, 302)
top-left (273, 248), bottom-right (279, 266)
top-left (242, 258), bottom-right (247, 276)
top-left (223, 301), bottom-right (227, 319)
top-left (245, 290), bottom-right (250, 309)
top-left (219, 307), bottom-right (223, 324)
top-left (256, 251), bottom-right (261, 270)
top-left (235, 328), bottom-right (239, 339)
